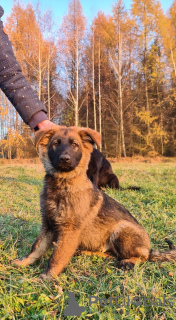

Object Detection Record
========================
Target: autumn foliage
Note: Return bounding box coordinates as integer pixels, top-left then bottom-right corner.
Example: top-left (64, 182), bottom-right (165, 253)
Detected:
top-left (0, 0), bottom-right (176, 158)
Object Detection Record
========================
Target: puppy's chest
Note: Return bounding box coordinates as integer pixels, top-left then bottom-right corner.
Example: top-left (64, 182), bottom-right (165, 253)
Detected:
top-left (44, 188), bottom-right (88, 225)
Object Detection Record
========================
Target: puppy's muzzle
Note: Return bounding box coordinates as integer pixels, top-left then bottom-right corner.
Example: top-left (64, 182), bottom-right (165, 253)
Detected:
top-left (60, 154), bottom-right (71, 163)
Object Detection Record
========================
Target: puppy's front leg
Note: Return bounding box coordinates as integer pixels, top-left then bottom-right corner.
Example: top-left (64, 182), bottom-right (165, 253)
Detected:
top-left (12, 228), bottom-right (54, 267)
top-left (42, 229), bottom-right (81, 278)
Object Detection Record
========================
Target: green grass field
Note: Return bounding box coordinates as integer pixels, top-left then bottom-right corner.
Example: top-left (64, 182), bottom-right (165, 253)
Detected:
top-left (0, 161), bottom-right (176, 319)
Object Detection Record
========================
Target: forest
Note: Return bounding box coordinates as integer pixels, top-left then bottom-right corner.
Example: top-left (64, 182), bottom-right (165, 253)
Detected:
top-left (0, 0), bottom-right (176, 159)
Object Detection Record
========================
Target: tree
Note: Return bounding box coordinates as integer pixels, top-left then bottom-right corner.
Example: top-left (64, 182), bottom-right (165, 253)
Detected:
top-left (131, 0), bottom-right (161, 134)
top-left (92, 12), bottom-right (113, 150)
top-left (89, 12), bottom-right (116, 152)
top-left (131, 0), bottom-right (167, 154)
top-left (110, 0), bottom-right (129, 157)
top-left (58, 0), bottom-right (86, 126)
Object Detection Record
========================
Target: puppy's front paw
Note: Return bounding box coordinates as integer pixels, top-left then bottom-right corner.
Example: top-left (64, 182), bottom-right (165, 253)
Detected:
top-left (40, 267), bottom-right (60, 280)
top-left (40, 272), bottom-right (55, 281)
top-left (11, 258), bottom-right (29, 267)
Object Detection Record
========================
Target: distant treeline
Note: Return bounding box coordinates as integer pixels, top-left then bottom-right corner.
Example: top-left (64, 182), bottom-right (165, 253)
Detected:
top-left (0, 0), bottom-right (176, 159)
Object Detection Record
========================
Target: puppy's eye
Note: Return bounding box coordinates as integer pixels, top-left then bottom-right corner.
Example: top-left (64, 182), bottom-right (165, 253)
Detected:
top-left (71, 142), bottom-right (78, 148)
top-left (53, 139), bottom-right (61, 147)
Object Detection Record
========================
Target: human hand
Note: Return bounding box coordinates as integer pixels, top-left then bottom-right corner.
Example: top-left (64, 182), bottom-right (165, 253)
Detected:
top-left (37, 120), bottom-right (54, 130)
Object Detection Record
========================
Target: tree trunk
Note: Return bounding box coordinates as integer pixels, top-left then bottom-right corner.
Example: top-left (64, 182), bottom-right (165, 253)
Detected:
top-left (47, 56), bottom-right (51, 120)
top-left (118, 24), bottom-right (126, 157)
top-left (92, 29), bottom-right (97, 131)
top-left (144, 8), bottom-right (150, 137)
top-left (170, 46), bottom-right (176, 81)
top-left (98, 38), bottom-right (102, 151)
top-left (157, 86), bottom-right (164, 155)
top-left (75, 26), bottom-right (79, 126)
top-left (38, 40), bottom-right (42, 101)
top-left (0, 94), bottom-right (4, 158)
top-left (16, 111), bottom-right (19, 159)
top-left (86, 84), bottom-right (89, 127)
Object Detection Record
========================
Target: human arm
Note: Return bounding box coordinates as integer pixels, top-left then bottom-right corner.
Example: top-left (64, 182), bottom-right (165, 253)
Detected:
top-left (0, 6), bottom-right (53, 130)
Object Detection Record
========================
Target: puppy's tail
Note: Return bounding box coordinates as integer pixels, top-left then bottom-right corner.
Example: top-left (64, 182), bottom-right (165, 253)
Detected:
top-left (149, 239), bottom-right (176, 262)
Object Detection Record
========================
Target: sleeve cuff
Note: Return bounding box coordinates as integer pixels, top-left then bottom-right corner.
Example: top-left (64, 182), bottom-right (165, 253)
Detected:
top-left (28, 111), bottom-right (48, 130)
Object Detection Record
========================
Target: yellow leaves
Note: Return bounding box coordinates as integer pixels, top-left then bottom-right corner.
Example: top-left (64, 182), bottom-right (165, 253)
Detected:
top-left (169, 0), bottom-right (176, 25)
top-left (131, 126), bottom-right (141, 136)
top-left (92, 12), bottom-right (115, 49)
top-left (136, 109), bottom-right (157, 125)
top-left (59, 0), bottom-right (86, 53)
top-left (152, 122), bottom-right (167, 138)
top-left (132, 106), bottom-right (169, 155)
top-left (2, 130), bottom-right (22, 150)
top-left (0, 128), bottom-right (27, 159)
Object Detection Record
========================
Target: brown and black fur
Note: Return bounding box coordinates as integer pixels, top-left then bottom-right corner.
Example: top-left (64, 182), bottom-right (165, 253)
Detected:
top-left (87, 148), bottom-right (120, 189)
top-left (12, 125), bottom-right (176, 278)
top-left (87, 148), bottom-right (140, 191)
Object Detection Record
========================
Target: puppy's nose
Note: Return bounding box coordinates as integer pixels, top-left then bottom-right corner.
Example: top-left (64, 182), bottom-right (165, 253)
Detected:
top-left (60, 154), bottom-right (70, 162)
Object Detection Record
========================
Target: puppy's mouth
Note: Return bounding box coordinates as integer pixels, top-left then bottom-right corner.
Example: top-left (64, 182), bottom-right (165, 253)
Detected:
top-left (52, 155), bottom-right (75, 172)
top-left (57, 162), bottom-right (74, 172)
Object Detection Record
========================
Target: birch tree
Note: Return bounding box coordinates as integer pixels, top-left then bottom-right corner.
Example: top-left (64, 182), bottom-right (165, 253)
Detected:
top-left (58, 0), bottom-right (86, 126)
top-left (109, 0), bottom-right (130, 157)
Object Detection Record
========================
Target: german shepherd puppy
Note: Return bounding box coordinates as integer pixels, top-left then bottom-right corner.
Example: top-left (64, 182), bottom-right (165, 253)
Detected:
top-left (12, 125), bottom-right (176, 278)
top-left (87, 148), bottom-right (120, 189)
top-left (87, 149), bottom-right (140, 191)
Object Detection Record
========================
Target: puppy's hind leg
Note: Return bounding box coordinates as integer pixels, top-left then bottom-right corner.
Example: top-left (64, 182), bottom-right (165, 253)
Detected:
top-left (110, 221), bottom-right (150, 270)
top-left (12, 228), bottom-right (54, 267)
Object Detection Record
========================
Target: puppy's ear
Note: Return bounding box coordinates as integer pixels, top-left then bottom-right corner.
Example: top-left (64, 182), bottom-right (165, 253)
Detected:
top-left (78, 127), bottom-right (101, 148)
top-left (35, 129), bottom-right (56, 157)
top-left (35, 129), bottom-right (56, 148)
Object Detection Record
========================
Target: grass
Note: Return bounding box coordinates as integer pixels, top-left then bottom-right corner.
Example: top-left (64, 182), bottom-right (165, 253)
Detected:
top-left (0, 161), bottom-right (176, 319)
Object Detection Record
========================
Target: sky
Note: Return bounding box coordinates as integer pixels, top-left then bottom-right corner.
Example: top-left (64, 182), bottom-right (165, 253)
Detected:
top-left (1, 0), bottom-right (175, 25)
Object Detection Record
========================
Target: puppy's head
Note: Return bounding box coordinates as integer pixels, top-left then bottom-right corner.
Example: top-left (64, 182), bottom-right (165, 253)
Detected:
top-left (35, 125), bottom-right (101, 176)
